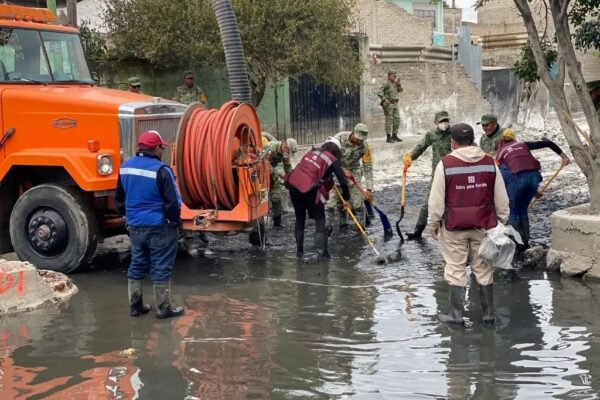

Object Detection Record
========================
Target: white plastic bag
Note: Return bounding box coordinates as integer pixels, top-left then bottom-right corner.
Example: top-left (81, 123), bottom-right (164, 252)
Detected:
top-left (478, 224), bottom-right (523, 270)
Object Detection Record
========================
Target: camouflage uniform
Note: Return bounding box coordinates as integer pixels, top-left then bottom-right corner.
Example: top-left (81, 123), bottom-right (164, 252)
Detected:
top-left (175, 85), bottom-right (207, 105)
top-left (326, 130), bottom-right (373, 228)
top-left (479, 127), bottom-right (506, 156)
top-left (408, 111), bottom-right (452, 235)
top-left (265, 140), bottom-right (293, 222)
top-left (377, 74), bottom-right (401, 140)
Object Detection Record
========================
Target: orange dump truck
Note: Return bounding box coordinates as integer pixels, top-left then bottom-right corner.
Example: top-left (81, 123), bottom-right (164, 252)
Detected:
top-left (0, 5), bottom-right (269, 273)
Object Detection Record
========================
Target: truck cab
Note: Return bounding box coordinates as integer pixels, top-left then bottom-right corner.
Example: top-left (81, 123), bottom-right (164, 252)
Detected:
top-left (0, 5), bottom-right (186, 272)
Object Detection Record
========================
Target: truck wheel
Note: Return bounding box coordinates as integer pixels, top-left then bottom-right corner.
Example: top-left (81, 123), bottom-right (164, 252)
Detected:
top-left (10, 184), bottom-right (99, 273)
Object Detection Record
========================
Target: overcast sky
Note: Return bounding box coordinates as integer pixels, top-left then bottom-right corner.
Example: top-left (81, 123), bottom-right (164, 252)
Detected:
top-left (456, 0), bottom-right (477, 23)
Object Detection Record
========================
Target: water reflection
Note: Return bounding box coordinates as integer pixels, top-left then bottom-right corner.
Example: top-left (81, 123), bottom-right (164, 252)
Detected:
top-left (1, 238), bottom-right (600, 399)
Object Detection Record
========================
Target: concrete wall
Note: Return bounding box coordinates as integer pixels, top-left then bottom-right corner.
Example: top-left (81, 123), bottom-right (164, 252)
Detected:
top-left (443, 8), bottom-right (462, 34)
top-left (353, 0), bottom-right (433, 47)
top-left (363, 61), bottom-right (491, 136)
top-left (95, 63), bottom-right (291, 134)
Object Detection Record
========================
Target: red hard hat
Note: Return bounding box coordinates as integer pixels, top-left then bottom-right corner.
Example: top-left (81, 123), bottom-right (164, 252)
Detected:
top-left (137, 130), bottom-right (169, 147)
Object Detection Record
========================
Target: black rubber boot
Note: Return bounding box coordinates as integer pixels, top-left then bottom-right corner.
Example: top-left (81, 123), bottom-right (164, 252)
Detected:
top-left (406, 224), bottom-right (426, 240)
top-left (391, 134), bottom-right (403, 142)
top-left (273, 215), bottom-right (286, 228)
top-left (406, 206), bottom-right (428, 240)
top-left (315, 232), bottom-right (331, 260)
top-left (325, 209), bottom-right (335, 236)
top-left (129, 279), bottom-right (152, 317)
top-left (339, 211), bottom-right (349, 230)
top-left (438, 285), bottom-right (465, 325)
top-left (520, 219), bottom-right (531, 250)
top-left (479, 284), bottom-right (495, 325)
top-left (272, 203), bottom-right (285, 227)
top-left (295, 230), bottom-right (304, 258)
top-left (386, 135), bottom-right (393, 143)
top-left (154, 281), bottom-right (184, 319)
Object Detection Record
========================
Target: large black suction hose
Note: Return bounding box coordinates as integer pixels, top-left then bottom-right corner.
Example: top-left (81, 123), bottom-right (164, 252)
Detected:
top-left (211, 0), bottom-right (253, 104)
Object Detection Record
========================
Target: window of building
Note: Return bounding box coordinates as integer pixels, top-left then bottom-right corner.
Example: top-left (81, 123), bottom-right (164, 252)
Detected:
top-left (414, 9), bottom-right (436, 20)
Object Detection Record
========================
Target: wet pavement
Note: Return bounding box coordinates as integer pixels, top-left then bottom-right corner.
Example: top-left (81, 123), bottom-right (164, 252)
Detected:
top-left (2, 121), bottom-right (600, 399)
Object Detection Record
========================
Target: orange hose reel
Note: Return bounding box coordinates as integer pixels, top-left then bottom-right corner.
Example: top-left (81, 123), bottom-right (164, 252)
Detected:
top-left (174, 101), bottom-right (270, 231)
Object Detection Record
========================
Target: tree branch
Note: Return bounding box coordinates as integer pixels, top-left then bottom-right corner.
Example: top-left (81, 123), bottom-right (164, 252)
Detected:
top-left (559, 0), bottom-right (570, 22)
top-left (513, 0), bottom-right (552, 86)
top-left (556, 53), bottom-right (565, 87)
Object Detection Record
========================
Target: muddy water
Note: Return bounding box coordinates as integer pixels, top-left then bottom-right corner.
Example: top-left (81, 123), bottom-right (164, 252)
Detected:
top-left (1, 180), bottom-right (599, 400)
top-left (1, 123), bottom-right (599, 400)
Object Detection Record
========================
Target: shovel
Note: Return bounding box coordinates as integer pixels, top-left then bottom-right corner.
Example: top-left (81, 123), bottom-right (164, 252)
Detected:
top-left (529, 163), bottom-right (565, 209)
top-left (334, 185), bottom-right (387, 264)
top-left (395, 166), bottom-right (408, 244)
top-left (347, 174), bottom-right (393, 239)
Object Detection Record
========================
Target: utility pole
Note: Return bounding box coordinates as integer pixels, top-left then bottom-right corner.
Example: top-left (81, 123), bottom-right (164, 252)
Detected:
top-left (47, 0), bottom-right (57, 17)
top-left (67, 0), bottom-right (78, 27)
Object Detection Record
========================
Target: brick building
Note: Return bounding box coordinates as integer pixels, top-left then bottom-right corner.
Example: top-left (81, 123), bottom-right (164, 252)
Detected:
top-left (474, 0), bottom-right (600, 113)
top-left (353, 0), bottom-right (490, 136)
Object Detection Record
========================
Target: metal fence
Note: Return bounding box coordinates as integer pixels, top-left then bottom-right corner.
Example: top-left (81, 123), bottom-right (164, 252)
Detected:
top-left (289, 75), bottom-right (361, 145)
top-left (457, 26), bottom-right (482, 91)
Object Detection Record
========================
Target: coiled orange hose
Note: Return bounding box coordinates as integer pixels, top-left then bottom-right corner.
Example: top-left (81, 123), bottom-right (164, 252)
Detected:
top-left (175, 101), bottom-right (263, 210)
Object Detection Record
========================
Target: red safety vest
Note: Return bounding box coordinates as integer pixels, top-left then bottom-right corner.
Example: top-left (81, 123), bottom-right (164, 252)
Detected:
top-left (496, 141), bottom-right (541, 173)
top-left (286, 150), bottom-right (336, 205)
top-left (443, 154), bottom-right (497, 231)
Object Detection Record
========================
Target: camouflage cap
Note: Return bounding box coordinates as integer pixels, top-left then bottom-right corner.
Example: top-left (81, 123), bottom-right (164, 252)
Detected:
top-left (128, 76), bottom-right (141, 86)
top-left (587, 80), bottom-right (600, 91)
top-left (477, 114), bottom-right (497, 125)
top-left (183, 70), bottom-right (194, 78)
top-left (353, 123), bottom-right (369, 141)
top-left (434, 111), bottom-right (449, 122)
top-left (285, 138), bottom-right (298, 154)
top-left (388, 70), bottom-right (397, 76)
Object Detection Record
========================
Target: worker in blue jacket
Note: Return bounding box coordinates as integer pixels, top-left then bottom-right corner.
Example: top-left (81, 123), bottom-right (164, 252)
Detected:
top-left (116, 130), bottom-right (184, 319)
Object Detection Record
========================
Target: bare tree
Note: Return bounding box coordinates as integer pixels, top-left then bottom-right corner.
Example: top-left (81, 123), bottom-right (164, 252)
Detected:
top-left (500, 0), bottom-right (600, 210)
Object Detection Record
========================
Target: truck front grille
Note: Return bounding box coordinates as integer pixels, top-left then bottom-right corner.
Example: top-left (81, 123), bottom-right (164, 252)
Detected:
top-left (136, 117), bottom-right (181, 163)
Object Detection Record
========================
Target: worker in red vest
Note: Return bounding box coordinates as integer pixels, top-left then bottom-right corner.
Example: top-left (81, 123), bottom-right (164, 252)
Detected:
top-left (428, 123), bottom-right (509, 326)
top-left (495, 130), bottom-right (570, 251)
top-left (285, 137), bottom-right (350, 260)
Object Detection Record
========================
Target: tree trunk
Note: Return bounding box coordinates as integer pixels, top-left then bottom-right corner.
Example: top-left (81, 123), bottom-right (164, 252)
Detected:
top-left (250, 77), bottom-right (267, 107)
top-left (513, 0), bottom-right (600, 211)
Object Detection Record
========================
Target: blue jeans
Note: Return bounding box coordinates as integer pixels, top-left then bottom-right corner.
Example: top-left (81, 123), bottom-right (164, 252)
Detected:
top-left (500, 165), bottom-right (542, 225)
top-left (127, 225), bottom-right (179, 282)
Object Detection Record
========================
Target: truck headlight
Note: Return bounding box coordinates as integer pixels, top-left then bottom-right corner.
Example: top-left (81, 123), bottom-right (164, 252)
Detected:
top-left (97, 154), bottom-right (113, 175)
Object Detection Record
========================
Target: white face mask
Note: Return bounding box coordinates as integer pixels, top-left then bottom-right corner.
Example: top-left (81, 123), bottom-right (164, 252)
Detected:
top-left (438, 122), bottom-right (449, 131)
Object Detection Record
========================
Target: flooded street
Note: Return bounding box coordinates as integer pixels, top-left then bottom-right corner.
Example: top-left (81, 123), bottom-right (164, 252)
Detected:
top-left (2, 122), bottom-right (600, 399)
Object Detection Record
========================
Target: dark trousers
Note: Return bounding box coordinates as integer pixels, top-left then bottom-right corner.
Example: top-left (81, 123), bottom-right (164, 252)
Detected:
top-left (290, 187), bottom-right (326, 234)
top-left (127, 225), bottom-right (179, 282)
top-left (500, 166), bottom-right (542, 224)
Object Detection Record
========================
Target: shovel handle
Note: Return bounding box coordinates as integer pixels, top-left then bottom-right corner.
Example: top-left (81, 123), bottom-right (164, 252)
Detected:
top-left (401, 167), bottom-right (407, 207)
top-left (529, 163), bottom-right (564, 209)
top-left (334, 185), bottom-right (380, 257)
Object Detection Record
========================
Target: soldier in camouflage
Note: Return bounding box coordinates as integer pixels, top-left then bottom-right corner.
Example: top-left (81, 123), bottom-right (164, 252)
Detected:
top-left (377, 70), bottom-right (403, 143)
top-left (174, 71), bottom-right (207, 105)
top-left (265, 138), bottom-right (298, 227)
top-left (402, 111), bottom-right (452, 239)
top-left (478, 114), bottom-right (506, 156)
top-left (326, 123), bottom-right (374, 233)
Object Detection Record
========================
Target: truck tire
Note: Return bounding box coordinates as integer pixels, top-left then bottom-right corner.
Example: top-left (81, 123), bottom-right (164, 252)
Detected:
top-left (9, 184), bottom-right (99, 273)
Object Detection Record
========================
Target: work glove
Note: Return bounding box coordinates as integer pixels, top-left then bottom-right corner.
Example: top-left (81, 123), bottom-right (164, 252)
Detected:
top-left (366, 189), bottom-right (373, 203)
top-left (403, 152), bottom-right (412, 168)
